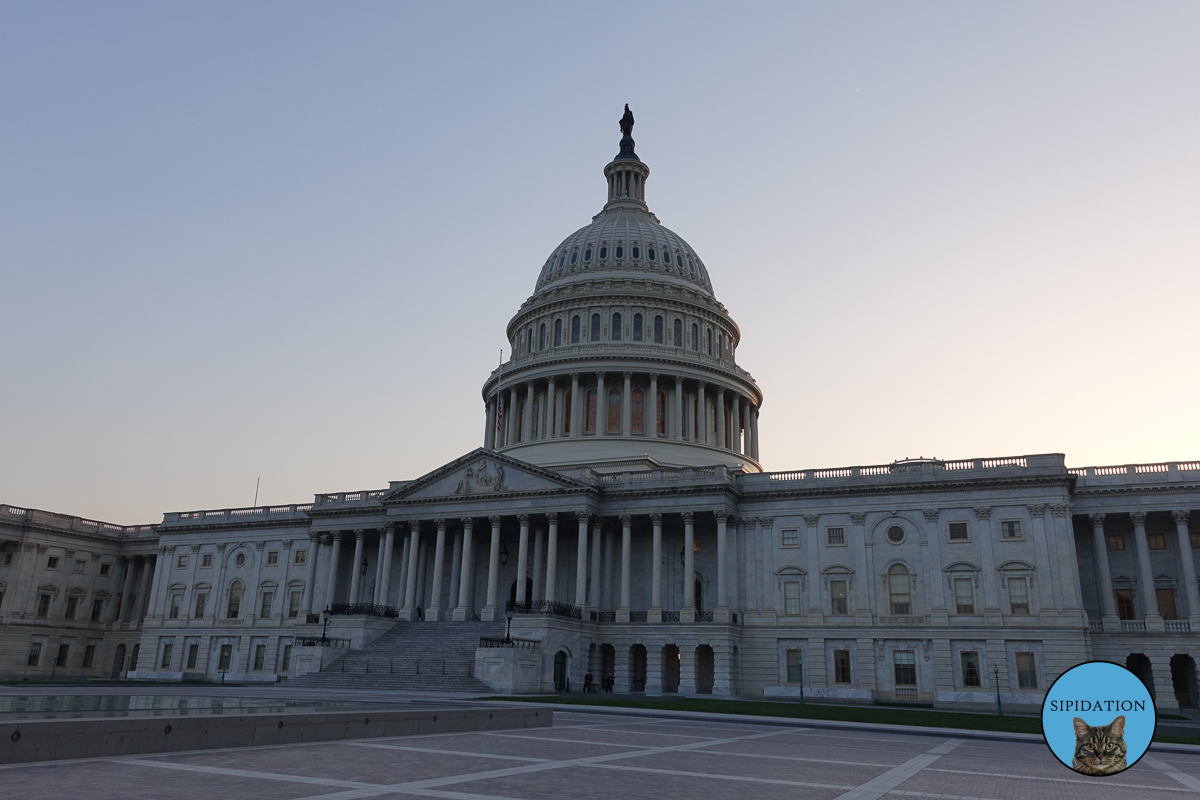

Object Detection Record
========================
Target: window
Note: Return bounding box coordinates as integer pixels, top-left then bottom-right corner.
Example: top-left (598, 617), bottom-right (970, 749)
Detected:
top-left (834, 649), bottom-right (852, 684)
top-left (654, 315), bottom-right (663, 343)
top-left (664, 250), bottom-right (671, 264)
top-left (554, 319), bottom-right (562, 346)
top-left (961, 652), bottom-right (981, 687)
top-left (633, 314), bottom-right (643, 341)
top-left (1001, 521), bottom-right (1022, 539)
top-left (1158, 588), bottom-right (1178, 620)
top-left (570, 251), bottom-right (577, 264)
top-left (781, 528), bottom-right (799, 547)
top-left (599, 246), bottom-right (607, 259)
top-left (74, 560), bottom-right (86, 573)
top-left (886, 525), bottom-right (905, 544)
top-left (90, 599), bottom-right (103, 621)
top-left (954, 578), bottom-right (975, 614)
top-left (64, 596), bottom-right (78, 620)
top-left (572, 316), bottom-right (581, 343)
top-left (557, 255), bottom-right (565, 269)
top-left (656, 391), bottom-right (666, 435)
top-left (37, 594), bottom-right (51, 618)
top-left (1115, 589), bottom-right (1135, 620)
top-left (527, 327), bottom-right (533, 354)
top-left (584, 248), bottom-right (592, 261)
top-left (705, 329), bottom-right (712, 355)
top-left (235, 553), bottom-right (246, 567)
top-left (827, 527), bottom-right (845, 545)
top-left (176, 554), bottom-right (187, 569)
top-left (27, 642), bottom-right (42, 666)
top-left (260, 591), bottom-right (274, 618)
top-left (673, 319), bottom-right (682, 347)
top-left (948, 522), bottom-right (968, 541)
top-left (786, 649), bottom-right (803, 683)
top-left (591, 314), bottom-right (601, 341)
top-left (3, 552), bottom-right (12, 566)
top-left (253, 644), bottom-right (267, 671)
top-left (1108, 535), bottom-right (1126, 551)
top-left (1008, 577), bottom-right (1030, 615)
top-left (99, 563), bottom-right (111, 576)
top-left (1016, 652), bottom-right (1038, 689)
top-left (893, 651), bottom-right (917, 687)
top-left (201, 553), bottom-right (213, 568)
top-left (47, 556), bottom-right (59, 569)
top-left (783, 581), bottom-right (801, 615)
top-left (169, 593), bottom-right (181, 619)
top-left (690, 323), bottom-right (698, 350)
top-left (1148, 534), bottom-right (1166, 550)
top-left (648, 247), bottom-right (655, 261)
top-left (56, 644), bottom-right (70, 668)
top-left (281, 644), bottom-right (293, 672)
top-left (0, 590), bottom-right (5, 610)
top-left (218, 644), bottom-right (233, 672)
top-left (267, 550), bottom-right (279, 566)
top-left (888, 564), bottom-right (912, 615)
top-left (83, 645), bottom-right (96, 668)
top-left (830, 580), bottom-right (848, 615)
top-left (607, 389), bottom-right (621, 433)
top-left (227, 586), bottom-right (242, 619)
top-left (294, 549), bottom-right (306, 566)
top-left (585, 389), bottom-right (597, 433)
top-left (160, 643), bottom-right (173, 670)
top-left (186, 643), bottom-right (199, 669)
top-left (632, 246), bottom-right (639, 259)
top-left (194, 592), bottom-right (208, 618)
top-left (611, 312), bottom-right (622, 341)
top-left (289, 590), bottom-right (302, 618)
top-left (1191, 532), bottom-right (1200, 550)
top-left (631, 389), bottom-right (644, 434)
top-left (564, 389), bottom-right (573, 434)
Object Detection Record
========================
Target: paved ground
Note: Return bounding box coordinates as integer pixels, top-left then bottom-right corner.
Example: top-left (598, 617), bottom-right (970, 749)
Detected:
top-left (4, 708), bottom-right (1200, 800)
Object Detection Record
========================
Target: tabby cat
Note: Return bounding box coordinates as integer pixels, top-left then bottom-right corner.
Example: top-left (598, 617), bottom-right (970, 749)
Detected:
top-left (1071, 715), bottom-right (1127, 775)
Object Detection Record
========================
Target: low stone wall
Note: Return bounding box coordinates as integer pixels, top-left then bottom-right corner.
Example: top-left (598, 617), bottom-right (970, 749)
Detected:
top-left (0, 705), bottom-right (551, 764)
top-left (476, 647), bottom-right (543, 693)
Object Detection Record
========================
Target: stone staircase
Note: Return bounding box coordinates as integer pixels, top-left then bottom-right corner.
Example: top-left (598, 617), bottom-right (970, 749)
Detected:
top-left (287, 620), bottom-right (505, 692)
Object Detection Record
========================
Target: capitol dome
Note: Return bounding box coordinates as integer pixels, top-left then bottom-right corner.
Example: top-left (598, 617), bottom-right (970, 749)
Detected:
top-left (481, 107), bottom-right (763, 473)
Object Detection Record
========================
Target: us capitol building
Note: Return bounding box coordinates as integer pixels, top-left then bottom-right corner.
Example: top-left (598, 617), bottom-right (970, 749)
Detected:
top-left (3, 109), bottom-right (1199, 712)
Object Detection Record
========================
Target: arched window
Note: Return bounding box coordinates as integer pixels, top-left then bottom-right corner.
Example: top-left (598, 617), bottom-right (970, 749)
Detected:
top-left (591, 314), bottom-right (601, 342)
top-left (691, 323), bottom-right (699, 351)
top-left (584, 248), bottom-right (592, 261)
top-left (709, 401), bottom-right (717, 437)
top-left (615, 245), bottom-right (623, 258)
top-left (527, 328), bottom-right (534, 354)
top-left (572, 316), bottom-right (581, 344)
top-left (656, 391), bottom-right (666, 435)
top-left (539, 323), bottom-right (546, 350)
top-left (633, 313), bottom-right (642, 341)
top-left (558, 255), bottom-right (565, 269)
top-left (554, 319), bottom-right (562, 346)
top-left (599, 246), bottom-right (607, 259)
top-left (611, 312), bottom-right (622, 341)
top-left (648, 247), bottom-right (656, 261)
top-left (570, 251), bottom-right (578, 264)
top-left (608, 388), bottom-right (621, 433)
top-left (632, 246), bottom-right (640, 259)
top-left (888, 564), bottom-right (912, 615)
top-left (663, 250), bottom-right (671, 264)
top-left (673, 319), bottom-right (682, 347)
top-left (654, 315), bottom-right (663, 343)
top-left (705, 329), bottom-right (712, 355)
top-left (586, 389), bottom-right (598, 432)
top-left (631, 389), bottom-right (644, 434)
top-left (226, 582), bottom-right (243, 619)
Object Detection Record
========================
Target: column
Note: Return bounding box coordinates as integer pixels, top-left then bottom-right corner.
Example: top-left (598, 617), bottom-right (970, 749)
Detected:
top-left (590, 518), bottom-right (602, 609)
top-left (372, 531), bottom-right (386, 603)
top-left (850, 512), bottom-right (869, 623)
top-left (673, 376), bottom-right (684, 441)
top-left (531, 523), bottom-right (545, 602)
top-left (575, 512), bottom-right (589, 607)
top-left (729, 515), bottom-right (740, 615)
top-left (348, 529), bottom-right (366, 605)
top-left (547, 377), bottom-right (558, 439)
top-left (447, 526), bottom-right (463, 616)
top-left (146, 547), bottom-right (169, 618)
top-left (682, 511), bottom-right (696, 622)
top-left (516, 515), bottom-right (530, 606)
top-left (503, 386), bottom-right (516, 445)
top-left (545, 513), bottom-right (559, 603)
top-left (697, 382), bottom-right (708, 445)
top-left (404, 522), bottom-right (421, 618)
top-left (570, 373), bottom-right (581, 437)
top-left (743, 403), bottom-right (753, 459)
top-left (715, 511), bottom-right (729, 621)
top-left (731, 394), bottom-right (741, 454)
top-left (618, 515), bottom-right (632, 622)
top-left (378, 524), bottom-right (396, 609)
top-left (1027, 505), bottom-right (1058, 613)
top-left (751, 406), bottom-right (760, 460)
top-left (117, 557), bottom-right (136, 623)
top-left (603, 528), bottom-right (615, 609)
top-left (1173, 511), bottom-right (1200, 625)
top-left (300, 533), bottom-right (320, 616)
top-left (522, 382), bottom-right (534, 443)
top-left (650, 513), bottom-right (663, 622)
top-left (211, 544), bottom-right (228, 622)
top-left (485, 395), bottom-right (496, 450)
top-left (716, 389), bottom-right (726, 450)
top-left (136, 555), bottom-right (153, 621)
top-left (397, 531), bottom-right (411, 607)
top-left (742, 517), bottom-right (759, 615)
top-left (1131, 511), bottom-right (1163, 629)
top-left (454, 518), bottom-right (473, 621)
top-left (596, 372), bottom-right (607, 436)
top-left (921, 510), bottom-right (947, 624)
top-left (649, 374), bottom-right (659, 437)
top-left (1090, 514), bottom-right (1119, 628)
top-left (482, 516), bottom-right (502, 621)
top-left (621, 372), bottom-right (632, 436)
top-left (974, 507), bottom-right (1001, 623)
top-left (427, 520), bottom-right (447, 620)
top-left (415, 539), bottom-right (429, 611)
top-left (752, 518), bottom-right (765, 612)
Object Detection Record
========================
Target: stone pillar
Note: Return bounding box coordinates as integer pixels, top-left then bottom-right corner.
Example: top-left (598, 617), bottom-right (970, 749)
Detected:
top-left (618, 515), bottom-right (632, 622)
top-left (532, 524), bottom-right (545, 602)
top-left (372, 532), bottom-right (387, 603)
top-left (622, 372), bottom-right (632, 436)
top-left (396, 532), bottom-right (411, 607)
top-left (523, 382), bottom-right (535, 443)
top-left (378, 524), bottom-right (396, 609)
top-left (507, 386), bottom-right (518, 446)
top-left (673, 376), bottom-right (684, 441)
top-left (650, 513), bottom-right (663, 622)
top-left (348, 529), bottom-right (366, 605)
top-left (743, 402), bottom-right (753, 459)
top-left (649, 374), bottom-right (659, 436)
top-left (596, 372), bottom-right (607, 436)
top-left (850, 512), bottom-right (869, 623)
top-left (921, 510), bottom-right (947, 624)
top-left (715, 511), bottom-right (729, 621)
top-left (1090, 513), bottom-right (1119, 629)
top-left (403, 522), bottom-right (421, 617)
top-left (570, 373), bottom-right (581, 437)
top-left (974, 507), bottom-right (1002, 623)
top-left (516, 515), bottom-right (530, 605)
top-left (454, 518), bottom-right (474, 621)
top-left (575, 512), bottom-right (589, 607)
top-left (1050, 504), bottom-right (1082, 611)
top-left (448, 527), bottom-right (463, 616)
top-left (423, 520), bottom-right (445, 620)
top-left (682, 511), bottom-right (696, 622)
top-left (603, 528), bottom-right (615, 610)
top-left (117, 556), bottom-right (136, 623)
top-left (716, 389), bottom-right (726, 449)
top-left (547, 377), bottom-right (557, 439)
top-left (731, 393), bottom-right (741, 454)
top-left (545, 513), bottom-right (559, 603)
top-left (300, 533), bottom-right (320, 616)
top-left (485, 395), bottom-right (496, 450)
top-left (146, 547), bottom-right (169, 619)
top-left (415, 539), bottom-right (429, 611)
top-left (1027, 505), bottom-right (1058, 612)
top-left (136, 555), bottom-right (153, 621)
top-left (751, 406), bottom-right (760, 460)
top-left (679, 646), bottom-right (697, 694)
top-left (1131, 511), bottom-right (1163, 630)
top-left (697, 383), bottom-right (708, 445)
top-left (590, 519), bottom-right (603, 610)
top-left (482, 516), bottom-right (502, 621)
top-left (1174, 511), bottom-right (1200, 625)
top-left (728, 515), bottom-right (740, 614)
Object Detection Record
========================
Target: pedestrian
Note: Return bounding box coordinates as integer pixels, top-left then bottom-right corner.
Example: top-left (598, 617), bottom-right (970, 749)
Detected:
top-left (584, 670), bottom-right (594, 693)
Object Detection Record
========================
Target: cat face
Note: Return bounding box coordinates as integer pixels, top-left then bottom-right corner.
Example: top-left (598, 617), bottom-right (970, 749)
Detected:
top-left (1071, 715), bottom-right (1128, 776)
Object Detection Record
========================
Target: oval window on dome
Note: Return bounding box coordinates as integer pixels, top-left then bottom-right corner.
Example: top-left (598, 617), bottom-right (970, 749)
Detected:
top-left (663, 250), bottom-right (670, 264)
top-left (599, 246), bottom-right (607, 259)
top-left (648, 247), bottom-right (656, 261)
top-left (570, 252), bottom-right (577, 265)
top-left (584, 248), bottom-right (592, 261)
top-left (632, 246), bottom-right (639, 259)
top-left (558, 255), bottom-right (565, 269)
top-left (615, 246), bottom-right (623, 258)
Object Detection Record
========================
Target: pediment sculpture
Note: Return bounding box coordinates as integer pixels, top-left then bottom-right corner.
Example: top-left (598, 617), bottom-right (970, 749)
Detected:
top-left (454, 459), bottom-right (507, 496)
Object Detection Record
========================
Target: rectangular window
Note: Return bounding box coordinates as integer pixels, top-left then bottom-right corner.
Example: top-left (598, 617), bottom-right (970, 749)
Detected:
top-left (227, 592), bottom-right (241, 619)
top-left (27, 642), bottom-right (42, 666)
top-left (74, 560), bottom-right (86, 573)
top-left (948, 522), bottom-right (969, 541)
top-left (1115, 588), bottom-right (1135, 620)
top-left (1016, 652), bottom-right (1038, 689)
top-left (3, 552), bottom-right (12, 565)
top-left (1148, 534), bottom-right (1167, 550)
top-left (201, 554), bottom-right (213, 568)
top-left (253, 644), bottom-right (266, 671)
top-left (281, 644), bottom-right (293, 673)
top-left (961, 652), bottom-right (981, 687)
top-left (1008, 577), bottom-right (1030, 615)
top-left (160, 643), bottom-right (173, 670)
top-left (786, 649), bottom-right (803, 683)
top-left (1191, 533), bottom-right (1200, 550)
top-left (834, 649), bottom-right (853, 684)
top-left (826, 527), bottom-right (845, 545)
top-left (36, 594), bottom-right (51, 618)
top-left (90, 599), bottom-right (103, 621)
top-left (260, 591), bottom-right (274, 618)
top-left (954, 578), bottom-right (975, 614)
top-left (169, 593), bottom-right (181, 619)
top-left (893, 651), bottom-right (917, 687)
top-left (267, 551), bottom-right (279, 566)
top-left (607, 392), bottom-right (621, 433)
top-left (194, 592), bottom-right (207, 618)
top-left (99, 562), bottom-right (111, 576)
top-left (218, 644), bottom-right (233, 672)
top-left (783, 581), bottom-right (801, 615)
top-left (781, 528), bottom-right (799, 547)
top-left (1158, 588), bottom-right (1178, 621)
top-left (176, 554), bottom-right (187, 569)
top-left (186, 643), bottom-right (199, 669)
top-left (47, 556), bottom-right (59, 569)
top-left (830, 580), bottom-right (848, 615)
top-left (1001, 521), bottom-right (1022, 539)
top-left (55, 644), bottom-right (69, 667)
top-left (294, 549), bottom-right (307, 566)
top-left (64, 596), bottom-right (78, 620)
top-left (288, 591), bottom-right (302, 618)
top-left (0, 590), bottom-right (5, 610)
top-left (1108, 535), bottom-right (1126, 551)
top-left (656, 391), bottom-right (665, 435)
top-left (83, 644), bottom-right (96, 668)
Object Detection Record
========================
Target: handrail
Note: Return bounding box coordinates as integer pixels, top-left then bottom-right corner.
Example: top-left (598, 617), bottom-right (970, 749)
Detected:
top-left (479, 637), bottom-right (541, 649)
top-left (506, 600), bottom-right (582, 619)
top-left (325, 603), bottom-right (399, 619)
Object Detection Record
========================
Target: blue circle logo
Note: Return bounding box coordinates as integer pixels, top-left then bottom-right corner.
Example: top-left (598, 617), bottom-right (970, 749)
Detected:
top-left (1042, 661), bottom-right (1156, 776)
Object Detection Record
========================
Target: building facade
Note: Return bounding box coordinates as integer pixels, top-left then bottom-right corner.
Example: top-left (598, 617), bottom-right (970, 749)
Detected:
top-left (3, 113), bottom-right (1198, 711)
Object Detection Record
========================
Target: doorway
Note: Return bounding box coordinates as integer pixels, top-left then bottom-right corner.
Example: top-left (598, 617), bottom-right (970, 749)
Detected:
top-left (662, 645), bottom-right (680, 693)
top-left (601, 644), bottom-right (616, 689)
top-left (553, 650), bottom-right (569, 692)
top-left (1172, 654), bottom-right (1196, 709)
top-left (1126, 653), bottom-right (1156, 701)
top-left (629, 644), bottom-right (647, 692)
top-left (509, 578), bottom-right (534, 610)
top-left (695, 645), bottom-right (715, 694)
top-left (110, 643), bottom-right (126, 679)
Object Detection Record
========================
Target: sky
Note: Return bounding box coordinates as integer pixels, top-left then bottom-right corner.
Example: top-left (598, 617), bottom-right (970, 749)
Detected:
top-left (2, 2), bottom-right (1198, 525)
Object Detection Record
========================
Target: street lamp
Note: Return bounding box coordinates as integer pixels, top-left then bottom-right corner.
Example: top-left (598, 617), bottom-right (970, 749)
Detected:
top-left (499, 544), bottom-right (510, 567)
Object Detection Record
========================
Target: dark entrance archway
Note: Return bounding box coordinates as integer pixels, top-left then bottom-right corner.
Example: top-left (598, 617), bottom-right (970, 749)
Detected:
top-left (129, 643), bottom-right (141, 672)
top-left (601, 644), bottom-right (616, 690)
top-left (662, 644), bottom-right (680, 693)
top-left (509, 578), bottom-right (534, 609)
top-left (1172, 654), bottom-right (1196, 709)
top-left (629, 644), bottom-right (647, 692)
top-left (1127, 653), bottom-right (1156, 701)
top-left (553, 650), bottom-right (569, 692)
top-left (695, 645), bottom-right (715, 694)
top-left (110, 643), bottom-right (126, 679)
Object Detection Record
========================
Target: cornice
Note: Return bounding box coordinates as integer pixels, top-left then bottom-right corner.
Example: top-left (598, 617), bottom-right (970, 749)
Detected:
top-left (738, 473), bottom-right (1075, 503)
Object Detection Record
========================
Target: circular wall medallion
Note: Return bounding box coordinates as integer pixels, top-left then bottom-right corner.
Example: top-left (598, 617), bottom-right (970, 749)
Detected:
top-left (887, 526), bottom-right (905, 544)
top-left (235, 553), bottom-right (246, 567)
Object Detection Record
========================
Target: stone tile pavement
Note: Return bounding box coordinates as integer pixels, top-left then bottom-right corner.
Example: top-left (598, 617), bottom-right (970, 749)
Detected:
top-left (3, 709), bottom-right (1200, 800)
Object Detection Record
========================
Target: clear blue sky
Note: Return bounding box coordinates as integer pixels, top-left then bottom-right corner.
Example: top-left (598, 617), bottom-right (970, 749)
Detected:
top-left (2, 2), bottom-right (1198, 523)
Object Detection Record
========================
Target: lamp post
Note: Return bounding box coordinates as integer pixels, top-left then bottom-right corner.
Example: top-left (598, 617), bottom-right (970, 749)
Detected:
top-left (992, 664), bottom-right (1003, 716)
top-left (505, 615), bottom-right (513, 643)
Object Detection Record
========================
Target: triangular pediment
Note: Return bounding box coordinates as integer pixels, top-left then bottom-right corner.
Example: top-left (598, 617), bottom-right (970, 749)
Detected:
top-left (382, 449), bottom-right (595, 503)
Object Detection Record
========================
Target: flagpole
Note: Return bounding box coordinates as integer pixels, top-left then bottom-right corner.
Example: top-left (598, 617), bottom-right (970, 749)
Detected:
top-left (495, 348), bottom-right (505, 449)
